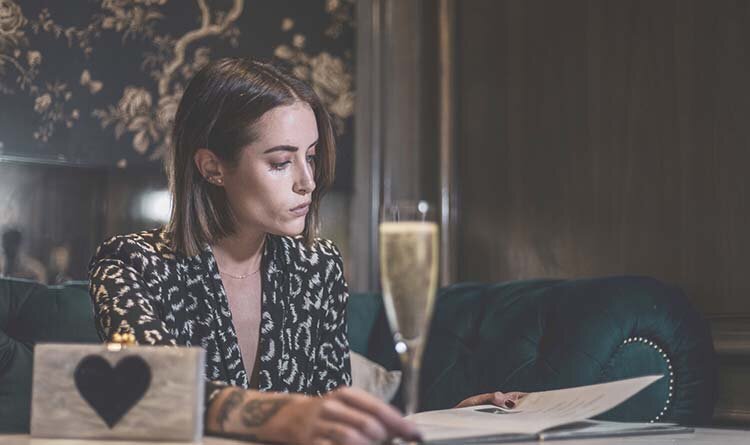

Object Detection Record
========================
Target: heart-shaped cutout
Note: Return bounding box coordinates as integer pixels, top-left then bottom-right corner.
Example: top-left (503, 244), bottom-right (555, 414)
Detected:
top-left (74, 355), bottom-right (151, 428)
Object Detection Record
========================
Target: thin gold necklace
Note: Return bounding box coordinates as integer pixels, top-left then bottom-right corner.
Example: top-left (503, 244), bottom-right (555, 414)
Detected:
top-left (219, 268), bottom-right (260, 280)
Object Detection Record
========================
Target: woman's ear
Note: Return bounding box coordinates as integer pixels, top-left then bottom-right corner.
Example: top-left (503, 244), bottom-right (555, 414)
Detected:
top-left (194, 148), bottom-right (225, 186)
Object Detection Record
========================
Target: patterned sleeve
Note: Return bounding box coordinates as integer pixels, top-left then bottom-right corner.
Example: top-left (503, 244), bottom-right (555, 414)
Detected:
top-left (312, 241), bottom-right (353, 394)
top-left (88, 235), bottom-right (177, 346)
top-left (89, 234), bottom-right (232, 414)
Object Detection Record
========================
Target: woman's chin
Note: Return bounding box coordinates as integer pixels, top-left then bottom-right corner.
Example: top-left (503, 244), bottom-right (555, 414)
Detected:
top-left (268, 222), bottom-right (306, 238)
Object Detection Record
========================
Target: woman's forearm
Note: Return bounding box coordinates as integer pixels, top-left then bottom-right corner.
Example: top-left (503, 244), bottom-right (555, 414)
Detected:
top-left (205, 387), bottom-right (298, 443)
top-left (206, 386), bottom-right (420, 444)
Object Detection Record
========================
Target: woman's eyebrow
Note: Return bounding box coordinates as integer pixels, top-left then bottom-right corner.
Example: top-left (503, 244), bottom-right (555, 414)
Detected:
top-left (263, 139), bottom-right (319, 154)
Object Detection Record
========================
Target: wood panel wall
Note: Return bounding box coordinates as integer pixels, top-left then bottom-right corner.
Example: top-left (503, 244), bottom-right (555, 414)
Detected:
top-left (456, 0), bottom-right (750, 317)
top-left (454, 0), bottom-right (750, 423)
top-left (0, 162), bottom-right (166, 281)
top-left (0, 163), bottom-right (106, 281)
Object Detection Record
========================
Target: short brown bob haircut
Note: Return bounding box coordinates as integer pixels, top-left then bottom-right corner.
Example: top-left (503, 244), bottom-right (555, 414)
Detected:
top-left (164, 58), bottom-right (336, 256)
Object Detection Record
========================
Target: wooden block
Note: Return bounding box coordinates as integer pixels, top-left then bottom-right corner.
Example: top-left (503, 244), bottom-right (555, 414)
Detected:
top-left (30, 343), bottom-right (205, 442)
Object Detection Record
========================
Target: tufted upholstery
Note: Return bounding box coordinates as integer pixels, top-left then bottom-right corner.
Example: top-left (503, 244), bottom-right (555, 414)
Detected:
top-left (348, 276), bottom-right (717, 425)
top-left (1, 275), bottom-right (717, 433)
top-left (0, 278), bottom-right (99, 432)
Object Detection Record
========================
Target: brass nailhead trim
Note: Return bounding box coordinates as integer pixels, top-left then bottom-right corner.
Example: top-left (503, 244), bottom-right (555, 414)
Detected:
top-left (621, 336), bottom-right (674, 423)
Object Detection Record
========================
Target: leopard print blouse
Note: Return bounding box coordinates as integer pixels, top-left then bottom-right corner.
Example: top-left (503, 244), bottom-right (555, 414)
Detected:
top-left (88, 228), bottom-right (352, 395)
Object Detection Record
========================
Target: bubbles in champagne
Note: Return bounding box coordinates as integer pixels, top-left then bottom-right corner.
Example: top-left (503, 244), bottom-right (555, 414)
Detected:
top-left (379, 222), bottom-right (439, 347)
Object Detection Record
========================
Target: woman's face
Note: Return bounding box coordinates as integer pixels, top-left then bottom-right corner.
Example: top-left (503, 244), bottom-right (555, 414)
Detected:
top-left (221, 102), bottom-right (318, 237)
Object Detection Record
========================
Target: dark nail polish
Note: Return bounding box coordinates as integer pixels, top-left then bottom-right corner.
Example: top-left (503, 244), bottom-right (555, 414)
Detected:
top-left (505, 400), bottom-right (515, 409)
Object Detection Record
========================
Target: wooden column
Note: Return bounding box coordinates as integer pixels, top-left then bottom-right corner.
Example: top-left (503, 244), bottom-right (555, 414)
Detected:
top-left (350, 0), bottom-right (442, 291)
top-left (438, 0), bottom-right (457, 285)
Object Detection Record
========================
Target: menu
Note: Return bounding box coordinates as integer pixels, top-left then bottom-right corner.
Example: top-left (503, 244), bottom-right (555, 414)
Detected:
top-left (408, 375), bottom-right (693, 443)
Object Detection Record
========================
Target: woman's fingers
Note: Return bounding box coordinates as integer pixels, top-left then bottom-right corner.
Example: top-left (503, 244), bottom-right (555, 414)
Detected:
top-left (319, 398), bottom-right (388, 442)
top-left (314, 420), bottom-right (375, 445)
top-left (333, 387), bottom-right (422, 441)
top-left (455, 392), bottom-right (498, 408)
top-left (495, 391), bottom-right (527, 408)
top-left (456, 391), bottom-right (529, 408)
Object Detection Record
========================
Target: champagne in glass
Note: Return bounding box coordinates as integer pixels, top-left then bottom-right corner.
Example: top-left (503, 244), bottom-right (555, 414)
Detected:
top-left (379, 201), bottom-right (439, 416)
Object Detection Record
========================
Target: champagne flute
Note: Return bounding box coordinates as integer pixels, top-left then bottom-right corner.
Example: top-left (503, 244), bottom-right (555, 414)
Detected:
top-left (379, 200), bottom-right (439, 416)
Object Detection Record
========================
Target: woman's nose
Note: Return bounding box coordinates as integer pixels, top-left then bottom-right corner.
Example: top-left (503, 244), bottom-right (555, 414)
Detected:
top-left (293, 161), bottom-right (316, 195)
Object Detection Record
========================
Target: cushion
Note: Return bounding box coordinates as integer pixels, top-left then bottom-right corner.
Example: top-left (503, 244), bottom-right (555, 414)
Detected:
top-left (350, 351), bottom-right (401, 402)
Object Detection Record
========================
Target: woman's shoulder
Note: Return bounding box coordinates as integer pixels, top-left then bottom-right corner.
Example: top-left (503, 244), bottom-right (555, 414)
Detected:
top-left (90, 228), bottom-right (176, 268)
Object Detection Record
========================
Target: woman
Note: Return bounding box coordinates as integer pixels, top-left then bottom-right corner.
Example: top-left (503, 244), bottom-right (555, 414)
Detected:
top-left (89, 58), bottom-right (518, 444)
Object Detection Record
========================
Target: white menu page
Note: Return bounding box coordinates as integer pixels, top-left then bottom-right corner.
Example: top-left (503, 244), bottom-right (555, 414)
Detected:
top-left (408, 375), bottom-right (664, 442)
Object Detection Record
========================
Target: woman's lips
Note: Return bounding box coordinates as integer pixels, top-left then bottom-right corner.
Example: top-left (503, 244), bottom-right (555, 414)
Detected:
top-left (290, 202), bottom-right (311, 217)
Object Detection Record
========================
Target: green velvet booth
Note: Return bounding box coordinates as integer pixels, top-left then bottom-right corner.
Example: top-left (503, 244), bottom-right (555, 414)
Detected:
top-left (348, 276), bottom-right (717, 424)
top-left (1, 275), bottom-right (717, 433)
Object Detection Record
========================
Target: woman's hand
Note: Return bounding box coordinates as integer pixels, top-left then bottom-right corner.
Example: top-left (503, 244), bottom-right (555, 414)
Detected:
top-left (206, 386), bottom-right (421, 444)
top-left (455, 391), bottom-right (527, 409)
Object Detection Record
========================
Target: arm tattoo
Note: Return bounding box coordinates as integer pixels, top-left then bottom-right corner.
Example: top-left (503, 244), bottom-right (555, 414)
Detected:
top-left (240, 398), bottom-right (290, 428)
top-left (216, 388), bottom-right (245, 431)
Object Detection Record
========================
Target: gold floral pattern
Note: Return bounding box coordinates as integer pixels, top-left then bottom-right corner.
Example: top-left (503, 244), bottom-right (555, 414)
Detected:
top-left (0, 0), bottom-right (24, 37)
top-left (274, 11), bottom-right (354, 136)
top-left (0, 0), bottom-right (354, 162)
top-left (0, 0), bottom-right (30, 93)
top-left (95, 0), bottom-right (245, 158)
top-left (80, 69), bottom-right (103, 94)
top-left (324, 0), bottom-right (356, 39)
top-left (0, 0), bottom-right (95, 141)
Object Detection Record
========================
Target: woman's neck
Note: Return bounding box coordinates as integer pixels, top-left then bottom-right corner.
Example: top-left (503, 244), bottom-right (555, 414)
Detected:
top-left (211, 229), bottom-right (266, 276)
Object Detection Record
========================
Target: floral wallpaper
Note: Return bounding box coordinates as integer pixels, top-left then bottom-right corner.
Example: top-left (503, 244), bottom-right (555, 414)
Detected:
top-left (0, 0), bottom-right (355, 187)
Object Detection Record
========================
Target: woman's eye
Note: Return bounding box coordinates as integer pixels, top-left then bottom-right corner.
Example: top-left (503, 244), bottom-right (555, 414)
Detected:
top-left (271, 161), bottom-right (291, 170)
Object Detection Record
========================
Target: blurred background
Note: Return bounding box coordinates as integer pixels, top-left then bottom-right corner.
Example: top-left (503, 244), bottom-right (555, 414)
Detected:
top-left (1, 0), bottom-right (749, 426)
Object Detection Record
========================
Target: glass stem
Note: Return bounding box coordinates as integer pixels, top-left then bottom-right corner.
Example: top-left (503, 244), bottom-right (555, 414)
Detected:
top-left (400, 348), bottom-right (421, 416)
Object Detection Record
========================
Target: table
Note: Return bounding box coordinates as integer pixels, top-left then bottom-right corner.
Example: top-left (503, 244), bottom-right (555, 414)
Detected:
top-left (0, 436), bottom-right (248, 445)
top-left (0, 428), bottom-right (748, 444)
